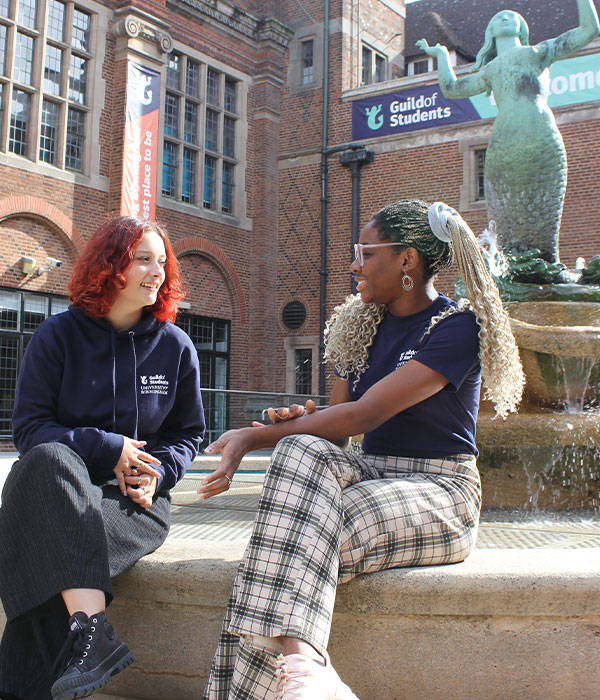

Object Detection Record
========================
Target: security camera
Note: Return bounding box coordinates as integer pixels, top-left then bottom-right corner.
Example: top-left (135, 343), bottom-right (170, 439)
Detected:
top-left (45, 257), bottom-right (63, 268)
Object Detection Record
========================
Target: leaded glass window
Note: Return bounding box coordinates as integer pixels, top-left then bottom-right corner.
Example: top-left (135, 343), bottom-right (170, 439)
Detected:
top-left (203, 155), bottom-right (216, 209)
top-left (0, 290), bottom-right (70, 437)
top-left (162, 140), bottom-right (177, 197)
top-left (161, 54), bottom-right (240, 214)
top-left (65, 107), bottom-right (84, 171)
top-left (44, 44), bottom-right (63, 95)
top-left (39, 99), bottom-right (59, 163)
top-left (205, 109), bottom-right (218, 152)
top-left (0, 0), bottom-right (93, 171)
top-left (9, 90), bottom-right (30, 156)
top-left (15, 32), bottom-right (34, 85)
top-left (47, 0), bottom-right (65, 41)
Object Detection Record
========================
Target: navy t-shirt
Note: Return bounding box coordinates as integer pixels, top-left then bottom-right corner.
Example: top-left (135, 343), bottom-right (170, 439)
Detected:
top-left (346, 294), bottom-right (481, 458)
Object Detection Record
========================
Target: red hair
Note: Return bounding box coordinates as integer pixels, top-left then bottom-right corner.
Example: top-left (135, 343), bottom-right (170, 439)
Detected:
top-left (69, 217), bottom-right (184, 323)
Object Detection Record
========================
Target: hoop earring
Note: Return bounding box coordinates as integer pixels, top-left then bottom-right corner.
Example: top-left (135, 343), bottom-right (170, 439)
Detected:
top-left (402, 272), bottom-right (414, 291)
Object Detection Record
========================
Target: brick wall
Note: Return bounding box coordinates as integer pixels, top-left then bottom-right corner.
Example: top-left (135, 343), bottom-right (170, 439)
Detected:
top-left (275, 0), bottom-right (600, 398)
top-left (1, 0), bottom-right (599, 421)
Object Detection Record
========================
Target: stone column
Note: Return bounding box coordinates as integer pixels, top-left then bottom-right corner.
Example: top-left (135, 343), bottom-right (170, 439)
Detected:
top-left (110, 8), bottom-right (172, 216)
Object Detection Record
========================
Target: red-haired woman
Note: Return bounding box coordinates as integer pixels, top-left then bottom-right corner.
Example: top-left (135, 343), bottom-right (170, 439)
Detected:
top-left (0, 217), bottom-right (205, 700)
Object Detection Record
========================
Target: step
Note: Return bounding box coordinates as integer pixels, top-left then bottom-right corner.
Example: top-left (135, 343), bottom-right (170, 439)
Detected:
top-left (5, 541), bottom-right (594, 700)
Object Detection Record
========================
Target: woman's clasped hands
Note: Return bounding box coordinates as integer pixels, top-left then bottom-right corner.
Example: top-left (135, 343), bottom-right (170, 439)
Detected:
top-left (114, 436), bottom-right (162, 508)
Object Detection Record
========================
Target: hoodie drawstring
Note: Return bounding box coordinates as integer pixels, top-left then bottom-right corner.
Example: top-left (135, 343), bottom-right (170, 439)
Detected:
top-left (129, 331), bottom-right (139, 440)
top-left (111, 332), bottom-right (117, 432)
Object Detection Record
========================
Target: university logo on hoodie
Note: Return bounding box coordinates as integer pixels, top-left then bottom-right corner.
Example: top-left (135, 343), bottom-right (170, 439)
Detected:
top-left (140, 374), bottom-right (170, 395)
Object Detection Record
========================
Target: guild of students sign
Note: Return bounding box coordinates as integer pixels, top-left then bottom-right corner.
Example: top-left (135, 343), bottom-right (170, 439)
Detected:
top-left (352, 52), bottom-right (600, 140)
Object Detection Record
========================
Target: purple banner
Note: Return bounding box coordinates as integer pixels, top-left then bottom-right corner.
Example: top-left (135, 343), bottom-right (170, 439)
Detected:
top-left (352, 83), bottom-right (482, 140)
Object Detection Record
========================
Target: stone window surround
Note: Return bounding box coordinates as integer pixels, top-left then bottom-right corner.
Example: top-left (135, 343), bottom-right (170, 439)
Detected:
top-left (361, 41), bottom-right (388, 85)
top-left (287, 24), bottom-right (323, 92)
top-left (459, 135), bottom-right (490, 212)
top-left (356, 25), bottom-right (403, 86)
top-left (0, 0), bottom-right (110, 192)
top-left (158, 38), bottom-right (250, 230)
top-left (284, 334), bottom-right (319, 395)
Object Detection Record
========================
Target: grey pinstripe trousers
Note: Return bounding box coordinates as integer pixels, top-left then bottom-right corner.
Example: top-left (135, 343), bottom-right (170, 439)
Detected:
top-left (0, 442), bottom-right (170, 700)
top-left (203, 434), bottom-right (481, 700)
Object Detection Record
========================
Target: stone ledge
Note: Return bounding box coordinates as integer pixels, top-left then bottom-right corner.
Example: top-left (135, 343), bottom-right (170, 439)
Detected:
top-left (113, 540), bottom-right (600, 617)
top-left (2, 541), bottom-right (599, 699)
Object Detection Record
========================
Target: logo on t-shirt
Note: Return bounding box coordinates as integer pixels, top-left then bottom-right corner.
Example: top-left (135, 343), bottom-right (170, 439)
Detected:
top-left (140, 374), bottom-right (169, 395)
top-left (395, 349), bottom-right (416, 369)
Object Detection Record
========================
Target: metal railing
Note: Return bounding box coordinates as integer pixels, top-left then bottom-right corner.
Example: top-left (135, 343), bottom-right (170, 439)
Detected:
top-left (199, 388), bottom-right (328, 446)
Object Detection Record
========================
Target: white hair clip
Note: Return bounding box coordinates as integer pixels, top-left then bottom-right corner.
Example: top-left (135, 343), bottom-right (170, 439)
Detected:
top-left (428, 201), bottom-right (460, 242)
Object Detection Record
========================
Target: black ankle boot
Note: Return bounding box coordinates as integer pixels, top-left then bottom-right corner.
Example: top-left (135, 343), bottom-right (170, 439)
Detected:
top-left (51, 612), bottom-right (135, 700)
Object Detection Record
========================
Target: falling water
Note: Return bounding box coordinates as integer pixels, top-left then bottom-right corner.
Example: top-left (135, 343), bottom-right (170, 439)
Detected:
top-left (478, 441), bottom-right (600, 514)
top-left (556, 355), bottom-right (598, 413)
top-left (476, 222), bottom-right (509, 278)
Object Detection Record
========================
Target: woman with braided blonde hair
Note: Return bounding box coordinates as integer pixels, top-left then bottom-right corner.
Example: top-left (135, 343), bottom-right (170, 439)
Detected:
top-left (199, 199), bottom-right (524, 700)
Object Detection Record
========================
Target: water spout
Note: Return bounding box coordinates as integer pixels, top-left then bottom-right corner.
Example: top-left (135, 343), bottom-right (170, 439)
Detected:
top-left (555, 355), bottom-right (597, 413)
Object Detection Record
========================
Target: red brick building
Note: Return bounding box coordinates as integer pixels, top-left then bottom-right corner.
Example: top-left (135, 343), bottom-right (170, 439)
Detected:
top-left (0, 0), bottom-right (598, 447)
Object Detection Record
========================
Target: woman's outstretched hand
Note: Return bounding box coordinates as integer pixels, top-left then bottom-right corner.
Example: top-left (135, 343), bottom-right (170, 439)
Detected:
top-left (197, 427), bottom-right (256, 500)
top-left (114, 437), bottom-right (161, 497)
top-left (252, 399), bottom-right (316, 426)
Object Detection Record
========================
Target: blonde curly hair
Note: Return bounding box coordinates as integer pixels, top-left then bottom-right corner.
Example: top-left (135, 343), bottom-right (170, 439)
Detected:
top-left (324, 200), bottom-right (524, 419)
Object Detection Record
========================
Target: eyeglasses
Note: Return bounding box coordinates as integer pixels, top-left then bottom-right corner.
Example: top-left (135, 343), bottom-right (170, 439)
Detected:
top-left (353, 242), bottom-right (405, 267)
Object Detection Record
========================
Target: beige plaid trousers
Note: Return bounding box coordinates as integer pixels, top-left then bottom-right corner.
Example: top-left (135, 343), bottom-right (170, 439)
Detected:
top-left (203, 434), bottom-right (481, 700)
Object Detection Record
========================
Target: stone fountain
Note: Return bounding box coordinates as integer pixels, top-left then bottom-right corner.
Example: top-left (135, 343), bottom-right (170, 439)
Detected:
top-left (474, 298), bottom-right (600, 513)
top-left (419, 2), bottom-right (600, 513)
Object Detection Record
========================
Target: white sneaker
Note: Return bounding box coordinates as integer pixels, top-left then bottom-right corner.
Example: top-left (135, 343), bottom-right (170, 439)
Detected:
top-left (274, 652), bottom-right (360, 700)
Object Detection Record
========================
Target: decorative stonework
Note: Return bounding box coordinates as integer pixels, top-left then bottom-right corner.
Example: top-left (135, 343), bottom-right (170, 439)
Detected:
top-left (255, 18), bottom-right (294, 50)
top-left (175, 0), bottom-right (292, 49)
top-left (113, 7), bottom-right (173, 60)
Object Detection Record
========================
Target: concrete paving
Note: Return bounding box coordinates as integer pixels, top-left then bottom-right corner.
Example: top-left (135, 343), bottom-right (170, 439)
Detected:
top-left (2, 452), bottom-right (600, 547)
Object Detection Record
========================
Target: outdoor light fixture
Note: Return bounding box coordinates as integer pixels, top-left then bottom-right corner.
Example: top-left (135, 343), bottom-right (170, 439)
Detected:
top-left (21, 256), bottom-right (63, 276)
top-left (21, 256), bottom-right (37, 275)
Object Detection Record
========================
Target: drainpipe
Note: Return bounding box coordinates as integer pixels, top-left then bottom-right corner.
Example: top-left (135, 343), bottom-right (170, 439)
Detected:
top-left (318, 0), bottom-right (330, 397)
top-left (339, 148), bottom-right (374, 293)
top-left (317, 1), bottom-right (372, 394)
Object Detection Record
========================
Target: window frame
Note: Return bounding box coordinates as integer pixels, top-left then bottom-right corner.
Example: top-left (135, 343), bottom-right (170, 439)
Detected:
top-left (300, 38), bottom-right (314, 85)
top-left (174, 312), bottom-right (230, 447)
top-left (474, 148), bottom-right (486, 201)
top-left (407, 57), bottom-right (435, 76)
top-left (284, 335), bottom-right (319, 396)
top-left (293, 347), bottom-right (313, 395)
top-left (0, 287), bottom-right (69, 439)
top-left (0, 0), bottom-right (94, 172)
top-left (361, 43), bottom-right (388, 86)
top-left (160, 48), bottom-right (242, 219)
top-left (459, 137), bottom-right (490, 212)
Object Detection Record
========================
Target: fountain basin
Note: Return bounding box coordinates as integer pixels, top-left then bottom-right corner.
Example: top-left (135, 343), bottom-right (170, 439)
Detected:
top-left (477, 411), bottom-right (600, 512)
top-left (507, 301), bottom-right (600, 408)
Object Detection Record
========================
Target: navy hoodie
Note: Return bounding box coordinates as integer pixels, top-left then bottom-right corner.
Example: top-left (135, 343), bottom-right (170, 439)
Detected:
top-left (12, 306), bottom-right (205, 491)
